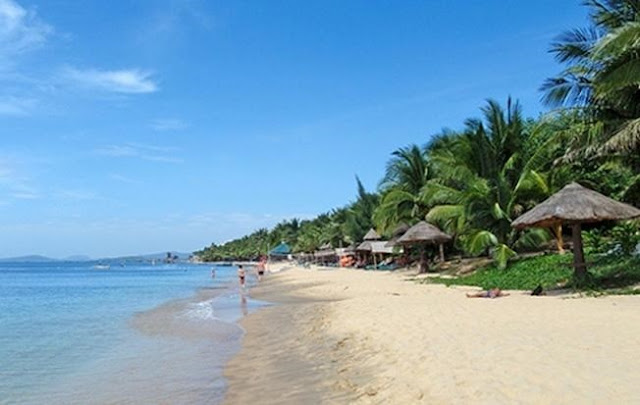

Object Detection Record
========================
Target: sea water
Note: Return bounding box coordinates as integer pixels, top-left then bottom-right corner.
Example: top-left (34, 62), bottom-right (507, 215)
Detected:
top-left (0, 261), bottom-right (265, 405)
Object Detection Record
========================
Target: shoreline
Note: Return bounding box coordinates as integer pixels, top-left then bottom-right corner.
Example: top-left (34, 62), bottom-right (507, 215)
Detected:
top-left (223, 264), bottom-right (640, 404)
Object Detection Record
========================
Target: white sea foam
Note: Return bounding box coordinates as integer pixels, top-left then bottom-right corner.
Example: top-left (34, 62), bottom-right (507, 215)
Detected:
top-left (183, 300), bottom-right (219, 320)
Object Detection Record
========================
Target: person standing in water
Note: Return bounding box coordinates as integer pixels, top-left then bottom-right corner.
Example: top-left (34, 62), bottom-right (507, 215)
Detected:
top-left (237, 265), bottom-right (246, 288)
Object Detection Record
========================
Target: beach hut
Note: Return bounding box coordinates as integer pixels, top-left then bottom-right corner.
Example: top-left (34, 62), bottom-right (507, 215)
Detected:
top-left (314, 245), bottom-right (337, 266)
top-left (396, 221), bottom-right (452, 273)
top-left (385, 223), bottom-right (410, 247)
top-left (269, 242), bottom-right (291, 260)
top-left (363, 228), bottom-right (381, 241)
top-left (356, 240), bottom-right (398, 268)
top-left (511, 182), bottom-right (640, 278)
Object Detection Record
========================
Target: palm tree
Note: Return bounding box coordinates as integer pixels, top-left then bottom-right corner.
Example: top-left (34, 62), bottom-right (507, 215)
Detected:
top-left (373, 144), bottom-right (433, 234)
top-left (542, 0), bottom-right (640, 156)
top-left (344, 177), bottom-right (379, 243)
top-left (424, 99), bottom-right (553, 268)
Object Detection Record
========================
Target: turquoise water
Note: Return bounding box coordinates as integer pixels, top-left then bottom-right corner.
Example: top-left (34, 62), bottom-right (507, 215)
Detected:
top-left (0, 261), bottom-right (264, 404)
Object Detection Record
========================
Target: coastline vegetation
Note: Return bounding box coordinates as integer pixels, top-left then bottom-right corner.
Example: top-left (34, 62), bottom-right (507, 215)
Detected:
top-left (428, 254), bottom-right (640, 294)
top-left (197, 1), bottom-right (639, 290)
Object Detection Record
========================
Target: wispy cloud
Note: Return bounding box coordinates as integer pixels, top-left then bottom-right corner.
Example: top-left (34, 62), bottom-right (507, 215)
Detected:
top-left (0, 158), bottom-right (40, 200)
top-left (53, 189), bottom-right (98, 201)
top-left (150, 118), bottom-right (189, 131)
top-left (0, 95), bottom-right (36, 115)
top-left (137, 0), bottom-right (213, 44)
top-left (95, 142), bottom-right (182, 163)
top-left (109, 173), bottom-right (141, 184)
top-left (0, 0), bottom-right (52, 60)
top-left (61, 66), bottom-right (159, 94)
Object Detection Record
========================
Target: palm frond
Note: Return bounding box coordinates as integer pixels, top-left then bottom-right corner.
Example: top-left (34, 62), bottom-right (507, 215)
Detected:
top-left (466, 230), bottom-right (498, 256)
top-left (492, 243), bottom-right (517, 270)
top-left (600, 117), bottom-right (640, 153)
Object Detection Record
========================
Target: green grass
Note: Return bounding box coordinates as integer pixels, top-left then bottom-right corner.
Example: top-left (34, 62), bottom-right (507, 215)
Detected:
top-left (428, 254), bottom-right (640, 293)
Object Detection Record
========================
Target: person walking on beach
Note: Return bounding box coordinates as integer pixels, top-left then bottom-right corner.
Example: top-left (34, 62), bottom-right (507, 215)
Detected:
top-left (256, 258), bottom-right (266, 281)
top-left (237, 265), bottom-right (246, 288)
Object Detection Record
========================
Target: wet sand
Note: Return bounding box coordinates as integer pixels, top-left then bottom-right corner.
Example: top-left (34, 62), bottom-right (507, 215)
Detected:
top-left (224, 265), bottom-right (640, 404)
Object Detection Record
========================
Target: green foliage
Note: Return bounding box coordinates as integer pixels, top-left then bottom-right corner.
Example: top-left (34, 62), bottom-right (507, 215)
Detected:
top-left (429, 254), bottom-right (640, 293)
top-left (543, 0), bottom-right (640, 157)
top-left (492, 243), bottom-right (517, 270)
top-left (584, 228), bottom-right (608, 255)
top-left (423, 98), bottom-right (561, 262)
top-left (431, 254), bottom-right (573, 290)
top-left (584, 221), bottom-right (639, 256)
top-left (373, 144), bottom-right (432, 233)
top-left (610, 221), bottom-right (640, 256)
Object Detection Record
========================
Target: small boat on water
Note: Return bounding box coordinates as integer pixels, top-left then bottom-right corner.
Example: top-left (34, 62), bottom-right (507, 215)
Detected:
top-left (93, 264), bottom-right (110, 270)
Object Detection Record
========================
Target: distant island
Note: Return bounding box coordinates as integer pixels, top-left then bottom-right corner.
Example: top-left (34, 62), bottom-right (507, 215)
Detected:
top-left (0, 255), bottom-right (56, 262)
top-left (0, 251), bottom-right (195, 263)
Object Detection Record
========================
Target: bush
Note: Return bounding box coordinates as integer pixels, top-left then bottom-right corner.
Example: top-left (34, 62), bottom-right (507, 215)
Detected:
top-left (428, 253), bottom-right (640, 293)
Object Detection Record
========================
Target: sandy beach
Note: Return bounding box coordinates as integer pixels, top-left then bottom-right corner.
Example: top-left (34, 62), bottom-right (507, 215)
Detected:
top-left (223, 264), bottom-right (640, 404)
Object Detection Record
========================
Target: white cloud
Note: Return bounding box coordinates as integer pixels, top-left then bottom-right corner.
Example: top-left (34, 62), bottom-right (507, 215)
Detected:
top-left (0, 0), bottom-right (52, 58)
top-left (53, 189), bottom-right (98, 201)
top-left (95, 143), bottom-right (181, 163)
top-left (0, 96), bottom-right (36, 115)
top-left (0, 166), bottom-right (40, 199)
top-left (62, 66), bottom-right (158, 94)
top-left (109, 173), bottom-right (141, 184)
top-left (151, 118), bottom-right (189, 131)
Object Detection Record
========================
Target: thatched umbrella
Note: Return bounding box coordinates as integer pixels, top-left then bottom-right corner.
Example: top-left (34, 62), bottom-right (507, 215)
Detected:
top-left (512, 182), bottom-right (640, 278)
top-left (363, 228), bottom-right (381, 241)
top-left (385, 223), bottom-right (410, 247)
top-left (396, 221), bottom-right (452, 273)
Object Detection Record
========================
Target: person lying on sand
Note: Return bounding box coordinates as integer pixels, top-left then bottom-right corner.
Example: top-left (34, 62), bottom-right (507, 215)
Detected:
top-left (466, 288), bottom-right (509, 298)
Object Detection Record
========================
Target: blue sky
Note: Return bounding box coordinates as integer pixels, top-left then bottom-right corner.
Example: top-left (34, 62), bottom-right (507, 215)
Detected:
top-left (1, 0), bottom-right (588, 258)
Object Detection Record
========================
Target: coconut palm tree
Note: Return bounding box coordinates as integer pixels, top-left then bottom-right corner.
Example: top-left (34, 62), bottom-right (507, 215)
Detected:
top-left (542, 0), bottom-right (640, 156)
top-left (424, 99), bottom-right (553, 268)
top-left (373, 144), bottom-right (433, 234)
top-left (344, 177), bottom-right (379, 243)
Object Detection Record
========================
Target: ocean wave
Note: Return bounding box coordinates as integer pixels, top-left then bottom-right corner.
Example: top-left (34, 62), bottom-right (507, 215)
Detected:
top-left (183, 300), bottom-right (219, 321)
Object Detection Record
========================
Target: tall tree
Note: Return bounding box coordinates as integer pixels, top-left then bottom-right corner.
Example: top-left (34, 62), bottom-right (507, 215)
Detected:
top-left (374, 144), bottom-right (433, 234)
top-left (424, 99), bottom-right (553, 268)
top-left (542, 0), bottom-right (640, 156)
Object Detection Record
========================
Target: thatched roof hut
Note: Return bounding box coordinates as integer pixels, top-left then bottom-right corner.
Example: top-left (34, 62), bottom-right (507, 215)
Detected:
top-left (370, 241), bottom-right (397, 255)
top-left (397, 221), bottom-right (452, 244)
top-left (356, 240), bottom-right (373, 252)
top-left (396, 221), bottom-right (452, 273)
top-left (385, 223), bottom-right (411, 247)
top-left (363, 228), bottom-right (381, 241)
top-left (512, 182), bottom-right (640, 229)
top-left (511, 182), bottom-right (640, 277)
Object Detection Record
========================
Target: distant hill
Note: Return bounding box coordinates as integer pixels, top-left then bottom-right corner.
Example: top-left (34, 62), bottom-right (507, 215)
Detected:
top-left (0, 251), bottom-right (194, 263)
top-left (96, 251), bottom-right (194, 263)
top-left (0, 255), bottom-right (56, 262)
top-left (63, 255), bottom-right (92, 262)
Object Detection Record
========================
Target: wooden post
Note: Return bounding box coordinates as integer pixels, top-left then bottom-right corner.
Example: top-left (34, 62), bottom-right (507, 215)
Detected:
top-left (439, 243), bottom-right (445, 263)
top-left (554, 224), bottom-right (565, 254)
top-left (572, 223), bottom-right (587, 278)
top-left (419, 245), bottom-right (428, 273)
